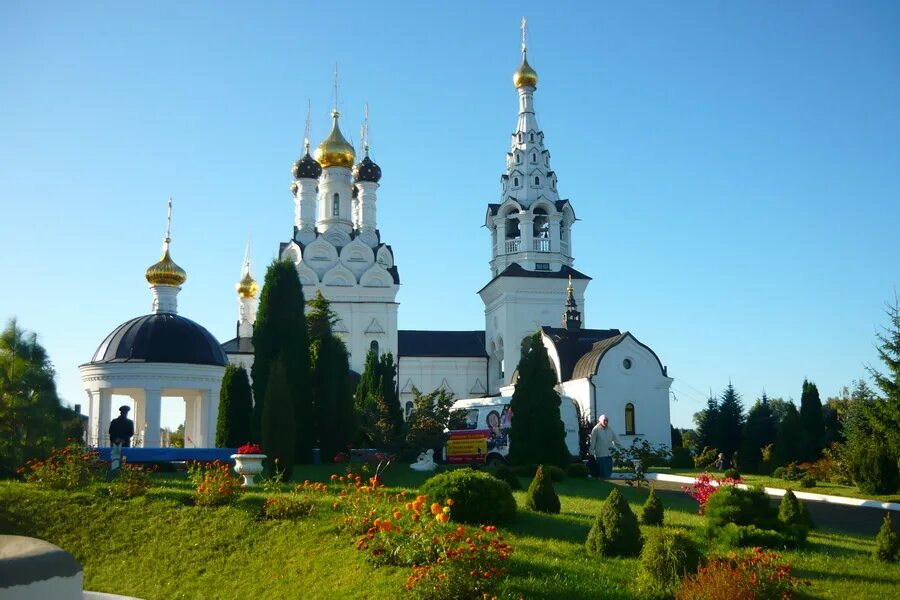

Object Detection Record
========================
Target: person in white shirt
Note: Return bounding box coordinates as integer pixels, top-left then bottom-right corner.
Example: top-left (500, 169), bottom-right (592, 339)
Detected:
top-left (588, 414), bottom-right (621, 478)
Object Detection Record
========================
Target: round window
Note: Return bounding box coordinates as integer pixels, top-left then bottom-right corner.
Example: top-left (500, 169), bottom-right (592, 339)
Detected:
top-left (623, 358), bottom-right (632, 370)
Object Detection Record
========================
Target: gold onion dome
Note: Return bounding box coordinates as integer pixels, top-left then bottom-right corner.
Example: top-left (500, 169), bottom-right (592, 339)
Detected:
top-left (314, 110), bottom-right (355, 168)
top-left (145, 245), bottom-right (187, 286)
top-left (236, 271), bottom-right (259, 299)
top-left (513, 52), bottom-right (538, 89)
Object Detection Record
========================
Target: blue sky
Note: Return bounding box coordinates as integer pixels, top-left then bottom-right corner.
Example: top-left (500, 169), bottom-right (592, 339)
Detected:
top-left (1, 1), bottom-right (898, 431)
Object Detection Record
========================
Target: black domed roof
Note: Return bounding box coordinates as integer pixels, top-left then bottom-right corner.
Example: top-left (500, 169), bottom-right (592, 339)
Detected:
top-left (91, 314), bottom-right (228, 366)
top-left (292, 152), bottom-right (322, 180)
top-left (353, 155), bottom-right (382, 183)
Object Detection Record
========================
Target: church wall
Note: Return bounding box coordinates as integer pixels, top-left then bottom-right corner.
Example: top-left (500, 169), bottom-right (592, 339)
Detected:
top-left (592, 338), bottom-right (672, 450)
top-left (397, 356), bottom-right (488, 417)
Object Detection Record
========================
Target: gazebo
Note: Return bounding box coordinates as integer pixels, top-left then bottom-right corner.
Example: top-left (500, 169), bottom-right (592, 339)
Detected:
top-left (79, 201), bottom-right (227, 448)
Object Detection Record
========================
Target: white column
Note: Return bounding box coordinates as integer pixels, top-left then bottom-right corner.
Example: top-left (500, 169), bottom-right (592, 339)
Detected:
top-left (133, 391), bottom-right (146, 447)
top-left (195, 388), bottom-right (217, 448)
top-left (519, 214), bottom-right (534, 254)
top-left (98, 388), bottom-right (112, 447)
top-left (183, 395), bottom-right (196, 448)
top-left (549, 214), bottom-right (561, 254)
top-left (86, 390), bottom-right (99, 447)
top-left (296, 178), bottom-right (318, 234)
top-left (144, 388), bottom-right (162, 448)
top-left (356, 180), bottom-right (378, 233)
top-left (316, 167), bottom-right (353, 235)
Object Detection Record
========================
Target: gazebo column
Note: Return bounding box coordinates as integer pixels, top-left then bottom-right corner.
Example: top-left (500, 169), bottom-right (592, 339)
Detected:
top-left (144, 388), bottom-right (162, 448)
top-left (184, 393), bottom-right (200, 448)
top-left (196, 388), bottom-right (216, 448)
top-left (97, 388), bottom-right (112, 447)
top-left (133, 391), bottom-right (146, 447)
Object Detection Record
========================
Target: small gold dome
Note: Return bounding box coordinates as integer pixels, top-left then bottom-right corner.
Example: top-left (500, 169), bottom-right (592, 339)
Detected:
top-left (236, 272), bottom-right (259, 299)
top-left (513, 52), bottom-right (538, 89)
top-left (145, 247), bottom-right (187, 286)
top-left (314, 110), bottom-right (355, 168)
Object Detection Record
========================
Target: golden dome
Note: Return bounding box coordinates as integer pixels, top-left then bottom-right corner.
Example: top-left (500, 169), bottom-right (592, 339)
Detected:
top-left (513, 52), bottom-right (538, 89)
top-left (236, 271), bottom-right (259, 299)
top-left (145, 246), bottom-right (187, 286)
top-left (314, 110), bottom-right (355, 168)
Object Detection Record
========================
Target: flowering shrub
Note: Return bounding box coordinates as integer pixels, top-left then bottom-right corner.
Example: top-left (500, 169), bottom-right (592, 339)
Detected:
top-left (682, 472), bottom-right (741, 514)
top-left (108, 461), bottom-right (155, 499)
top-left (187, 460), bottom-right (243, 506)
top-left (236, 442), bottom-right (262, 454)
top-left (676, 547), bottom-right (809, 599)
top-left (20, 443), bottom-right (104, 490)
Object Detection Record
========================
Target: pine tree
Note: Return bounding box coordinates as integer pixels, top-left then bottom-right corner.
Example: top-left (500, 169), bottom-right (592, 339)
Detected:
top-left (260, 359), bottom-right (296, 479)
top-left (866, 297), bottom-right (900, 459)
top-left (874, 512), bottom-right (900, 562)
top-left (641, 485), bottom-right (664, 526)
top-left (251, 260), bottom-right (312, 464)
top-left (215, 364), bottom-right (253, 448)
top-left (307, 292), bottom-right (355, 461)
top-left (799, 379), bottom-right (824, 461)
top-left (740, 393), bottom-right (778, 473)
top-left (585, 487), bottom-right (643, 557)
top-left (507, 332), bottom-right (571, 467)
top-left (693, 396), bottom-right (721, 453)
top-left (354, 348), bottom-right (404, 450)
top-left (774, 402), bottom-right (803, 466)
top-left (717, 383), bottom-right (745, 459)
top-left (523, 464), bottom-right (561, 514)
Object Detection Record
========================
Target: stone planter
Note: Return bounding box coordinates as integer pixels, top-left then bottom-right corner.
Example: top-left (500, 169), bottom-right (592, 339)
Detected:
top-left (230, 453), bottom-right (266, 487)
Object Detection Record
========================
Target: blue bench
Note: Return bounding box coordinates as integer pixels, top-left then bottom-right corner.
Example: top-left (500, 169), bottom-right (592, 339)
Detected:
top-left (95, 448), bottom-right (237, 463)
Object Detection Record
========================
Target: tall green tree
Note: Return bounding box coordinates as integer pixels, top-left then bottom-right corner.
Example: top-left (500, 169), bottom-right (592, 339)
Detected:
top-left (215, 364), bottom-right (253, 448)
top-left (693, 396), bottom-right (721, 453)
top-left (740, 393), bottom-right (778, 473)
top-left (260, 359), bottom-right (296, 478)
top-left (307, 291), bottom-right (355, 461)
top-left (507, 332), bottom-right (570, 467)
top-left (717, 383), bottom-right (745, 459)
top-left (866, 297), bottom-right (900, 458)
top-left (404, 386), bottom-right (455, 458)
top-left (774, 401), bottom-right (804, 466)
top-left (799, 379), bottom-right (824, 461)
top-left (251, 260), bottom-right (312, 463)
top-left (0, 319), bottom-right (70, 477)
top-left (354, 349), bottom-right (404, 450)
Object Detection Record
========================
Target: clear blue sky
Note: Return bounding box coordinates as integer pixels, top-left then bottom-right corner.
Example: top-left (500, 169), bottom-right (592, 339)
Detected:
top-left (2, 1), bottom-right (898, 431)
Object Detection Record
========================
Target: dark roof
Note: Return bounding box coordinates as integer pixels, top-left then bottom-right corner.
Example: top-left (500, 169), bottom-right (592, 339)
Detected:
top-left (562, 331), bottom-right (667, 380)
top-left (89, 314), bottom-right (228, 366)
top-left (478, 263), bottom-right (591, 294)
top-left (398, 330), bottom-right (488, 358)
top-left (540, 327), bottom-right (622, 381)
top-left (292, 152), bottom-right (322, 180)
top-left (222, 336), bottom-right (254, 355)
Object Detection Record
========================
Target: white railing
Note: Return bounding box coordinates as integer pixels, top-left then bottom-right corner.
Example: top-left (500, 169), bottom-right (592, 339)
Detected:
top-left (533, 239), bottom-right (550, 252)
top-left (505, 239), bottom-right (521, 253)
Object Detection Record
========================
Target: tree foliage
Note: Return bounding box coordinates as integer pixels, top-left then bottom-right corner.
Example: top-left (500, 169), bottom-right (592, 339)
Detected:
top-left (507, 332), bottom-right (570, 467)
top-left (251, 260), bottom-right (312, 463)
top-left (0, 319), bottom-right (75, 477)
top-left (693, 396), bottom-right (721, 453)
top-left (215, 364), bottom-right (253, 448)
top-left (799, 379), bottom-right (824, 461)
top-left (404, 386), bottom-right (455, 457)
top-left (260, 360), bottom-right (296, 479)
top-left (354, 349), bottom-right (404, 450)
top-left (524, 465), bottom-right (561, 514)
top-left (774, 402), bottom-right (803, 466)
top-left (740, 394), bottom-right (778, 473)
top-left (866, 297), bottom-right (900, 459)
top-left (717, 383), bottom-right (745, 458)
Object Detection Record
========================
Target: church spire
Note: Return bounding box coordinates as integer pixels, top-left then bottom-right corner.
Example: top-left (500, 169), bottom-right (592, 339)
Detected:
top-left (236, 239), bottom-right (258, 339)
top-left (563, 276), bottom-right (582, 331)
top-left (145, 197), bottom-right (186, 314)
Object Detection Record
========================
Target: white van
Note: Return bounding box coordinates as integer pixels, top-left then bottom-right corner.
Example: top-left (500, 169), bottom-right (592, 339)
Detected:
top-left (445, 395), bottom-right (580, 466)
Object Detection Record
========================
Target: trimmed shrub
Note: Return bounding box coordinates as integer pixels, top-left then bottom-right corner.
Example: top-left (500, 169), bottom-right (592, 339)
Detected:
top-left (723, 468), bottom-right (740, 480)
top-left (693, 446), bottom-right (719, 469)
top-left (772, 467), bottom-right (786, 479)
top-left (712, 523), bottom-right (802, 549)
top-left (853, 439), bottom-right (899, 495)
top-left (585, 488), bottom-right (643, 557)
top-left (669, 446), bottom-right (694, 469)
top-left (779, 489), bottom-right (813, 531)
top-left (490, 464), bottom-right (522, 491)
top-left (524, 465), bottom-right (561, 514)
top-left (704, 485), bottom-right (778, 530)
top-left (566, 462), bottom-right (589, 478)
top-left (420, 468), bottom-right (516, 525)
top-left (874, 512), bottom-right (900, 562)
top-left (799, 475), bottom-right (816, 488)
top-left (639, 528), bottom-right (702, 595)
top-left (641, 485), bottom-right (664, 526)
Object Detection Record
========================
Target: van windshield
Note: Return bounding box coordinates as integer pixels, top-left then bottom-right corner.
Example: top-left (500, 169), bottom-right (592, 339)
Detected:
top-left (448, 408), bottom-right (480, 430)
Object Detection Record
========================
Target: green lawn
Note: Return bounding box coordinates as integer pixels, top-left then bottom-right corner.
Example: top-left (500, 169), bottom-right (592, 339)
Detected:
top-left (1, 465), bottom-right (896, 599)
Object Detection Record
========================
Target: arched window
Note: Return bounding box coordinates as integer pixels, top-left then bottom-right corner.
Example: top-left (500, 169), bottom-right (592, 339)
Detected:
top-left (370, 340), bottom-right (379, 357)
top-left (332, 193), bottom-right (340, 216)
top-left (513, 177), bottom-right (519, 187)
top-left (625, 403), bottom-right (635, 435)
top-left (533, 207), bottom-right (549, 239)
top-left (531, 153), bottom-right (536, 162)
top-left (405, 401), bottom-right (414, 420)
top-left (529, 133), bottom-right (534, 141)
top-left (505, 212), bottom-right (519, 239)
top-left (534, 176), bottom-right (540, 185)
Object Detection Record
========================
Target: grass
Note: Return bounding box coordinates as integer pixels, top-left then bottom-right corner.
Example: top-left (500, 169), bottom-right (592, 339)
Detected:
top-left (1, 465), bottom-right (897, 599)
top-left (652, 467), bottom-right (900, 503)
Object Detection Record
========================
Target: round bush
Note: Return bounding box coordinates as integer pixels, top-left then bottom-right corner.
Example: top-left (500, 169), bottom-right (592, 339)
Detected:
top-left (585, 488), bottom-right (643, 557)
top-left (640, 528), bottom-right (702, 594)
top-left (723, 468), bottom-right (740, 480)
top-left (703, 485), bottom-right (778, 530)
top-left (420, 468), bottom-right (516, 525)
top-left (772, 467), bottom-right (786, 479)
top-left (800, 475), bottom-right (816, 488)
top-left (778, 489), bottom-right (813, 531)
top-left (524, 465), bottom-right (561, 514)
top-left (566, 462), bottom-right (589, 478)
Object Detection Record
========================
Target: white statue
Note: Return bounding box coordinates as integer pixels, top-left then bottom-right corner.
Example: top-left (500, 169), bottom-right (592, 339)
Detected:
top-left (410, 449), bottom-right (436, 472)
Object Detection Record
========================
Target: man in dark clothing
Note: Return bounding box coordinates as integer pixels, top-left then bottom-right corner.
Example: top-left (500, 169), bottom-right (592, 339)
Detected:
top-left (109, 405), bottom-right (135, 447)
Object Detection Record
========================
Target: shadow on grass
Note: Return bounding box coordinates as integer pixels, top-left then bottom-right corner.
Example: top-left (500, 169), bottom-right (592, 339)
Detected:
top-left (502, 553), bottom-right (636, 600)
top-left (793, 568), bottom-right (898, 587)
top-left (507, 509), bottom-right (591, 543)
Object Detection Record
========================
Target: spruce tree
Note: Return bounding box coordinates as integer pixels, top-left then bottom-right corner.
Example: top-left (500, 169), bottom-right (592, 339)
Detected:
top-left (774, 402), bottom-right (803, 466)
top-left (693, 396), bottom-right (721, 454)
top-left (215, 364), bottom-right (253, 448)
top-left (874, 512), bottom-right (900, 562)
top-left (717, 383), bottom-right (745, 459)
top-left (799, 379), bottom-right (824, 461)
top-left (523, 465), bottom-right (561, 514)
top-left (260, 359), bottom-right (296, 479)
top-left (354, 349), bottom-right (404, 450)
top-left (251, 260), bottom-right (312, 464)
top-left (307, 291), bottom-right (355, 461)
top-left (866, 297), bottom-right (900, 459)
top-left (641, 485), bottom-right (664, 526)
top-left (507, 332), bottom-right (570, 467)
top-left (740, 394), bottom-right (778, 473)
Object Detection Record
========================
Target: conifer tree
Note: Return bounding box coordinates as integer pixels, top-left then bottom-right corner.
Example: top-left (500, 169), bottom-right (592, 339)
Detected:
top-left (260, 359), bottom-right (296, 479)
top-left (524, 464), bottom-right (561, 514)
top-left (717, 383), bottom-right (745, 459)
top-left (641, 485), bottom-right (664, 526)
top-left (251, 260), bottom-right (312, 463)
top-left (693, 396), bottom-right (721, 453)
top-left (354, 349), bottom-right (404, 450)
top-left (774, 402), bottom-right (803, 466)
top-left (215, 364), bottom-right (253, 448)
top-left (874, 512), bottom-right (900, 562)
top-left (740, 393), bottom-right (778, 473)
top-left (307, 291), bottom-right (355, 461)
top-left (799, 379), bottom-right (824, 461)
top-left (507, 332), bottom-right (570, 467)
top-left (866, 297), bottom-right (900, 458)
top-left (585, 488), bottom-right (643, 557)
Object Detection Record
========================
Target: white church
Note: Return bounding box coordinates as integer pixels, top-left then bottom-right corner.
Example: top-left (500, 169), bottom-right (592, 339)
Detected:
top-left (81, 30), bottom-right (674, 451)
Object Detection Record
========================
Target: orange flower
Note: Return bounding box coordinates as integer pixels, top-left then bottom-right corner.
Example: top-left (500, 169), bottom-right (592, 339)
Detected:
top-left (445, 498), bottom-right (454, 506)
top-left (430, 502), bottom-right (442, 515)
top-left (438, 513), bottom-right (450, 523)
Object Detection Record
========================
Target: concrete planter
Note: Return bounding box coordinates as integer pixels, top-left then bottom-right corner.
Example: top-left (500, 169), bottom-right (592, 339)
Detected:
top-left (230, 453), bottom-right (266, 487)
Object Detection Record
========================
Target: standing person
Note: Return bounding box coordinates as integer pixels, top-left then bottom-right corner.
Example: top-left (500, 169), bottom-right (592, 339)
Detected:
top-left (588, 414), bottom-right (621, 478)
top-left (109, 405), bottom-right (135, 447)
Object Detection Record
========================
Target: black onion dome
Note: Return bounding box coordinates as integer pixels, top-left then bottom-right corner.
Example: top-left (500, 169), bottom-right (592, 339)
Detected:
top-left (292, 152), bottom-right (323, 180)
top-left (90, 314), bottom-right (228, 366)
top-left (353, 155), bottom-right (382, 183)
